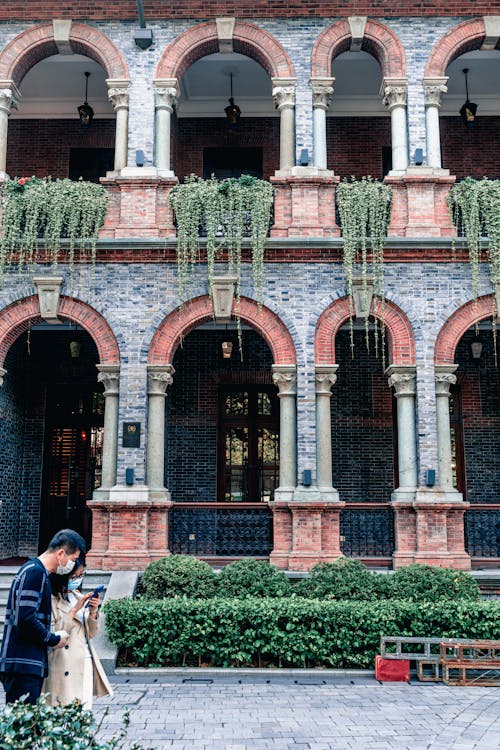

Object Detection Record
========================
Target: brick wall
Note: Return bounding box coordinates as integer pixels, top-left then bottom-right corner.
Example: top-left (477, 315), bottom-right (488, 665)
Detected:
top-left (326, 118), bottom-right (391, 179)
top-left (6, 119), bottom-right (115, 179)
top-left (0, 2), bottom-right (493, 19)
top-left (331, 328), bottom-right (395, 503)
top-left (441, 117), bottom-right (500, 180)
top-left (175, 117), bottom-right (280, 181)
top-left (167, 328), bottom-right (274, 502)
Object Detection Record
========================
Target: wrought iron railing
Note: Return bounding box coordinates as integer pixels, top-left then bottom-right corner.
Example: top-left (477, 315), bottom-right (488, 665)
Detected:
top-left (340, 505), bottom-right (395, 557)
top-left (465, 509), bottom-right (500, 557)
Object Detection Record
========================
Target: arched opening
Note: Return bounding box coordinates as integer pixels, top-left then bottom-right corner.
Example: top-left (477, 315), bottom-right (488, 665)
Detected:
top-left (0, 325), bottom-right (103, 559)
top-left (167, 324), bottom-right (277, 557)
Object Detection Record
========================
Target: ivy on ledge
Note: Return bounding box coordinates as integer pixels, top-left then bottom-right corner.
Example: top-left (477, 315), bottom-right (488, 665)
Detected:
top-left (0, 176), bottom-right (108, 279)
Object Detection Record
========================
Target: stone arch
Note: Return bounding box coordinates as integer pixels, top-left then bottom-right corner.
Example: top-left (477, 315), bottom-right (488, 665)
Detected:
top-left (315, 296), bottom-right (415, 365)
top-left (312, 18), bottom-right (406, 79)
top-left (0, 22), bottom-right (129, 86)
top-left (0, 295), bottom-right (120, 370)
top-left (148, 295), bottom-right (296, 365)
top-left (434, 294), bottom-right (497, 364)
top-left (425, 19), bottom-right (488, 78)
top-left (155, 20), bottom-right (295, 81)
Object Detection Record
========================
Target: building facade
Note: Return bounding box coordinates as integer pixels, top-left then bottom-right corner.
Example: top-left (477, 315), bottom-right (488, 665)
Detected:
top-left (0, 1), bottom-right (499, 570)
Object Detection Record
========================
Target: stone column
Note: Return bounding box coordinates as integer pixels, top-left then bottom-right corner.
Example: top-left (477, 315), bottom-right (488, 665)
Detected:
top-left (310, 78), bottom-right (334, 170)
top-left (272, 365), bottom-right (297, 498)
top-left (272, 78), bottom-right (296, 172)
top-left (381, 78), bottom-right (408, 174)
top-left (146, 364), bottom-right (174, 495)
top-left (107, 80), bottom-right (130, 172)
top-left (423, 78), bottom-right (448, 170)
top-left (315, 365), bottom-right (338, 493)
top-left (96, 364), bottom-right (120, 493)
top-left (386, 365), bottom-right (418, 495)
top-left (153, 79), bottom-right (179, 177)
top-left (0, 81), bottom-right (20, 179)
top-left (435, 365), bottom-right (458, 489)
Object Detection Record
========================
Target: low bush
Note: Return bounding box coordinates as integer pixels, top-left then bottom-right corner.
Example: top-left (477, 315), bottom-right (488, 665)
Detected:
top-left (104, 596), bottom-right (500, 669)
top-left (0, 696), bottom-right (146, 749)
top-left (387, 564), bottom-right (480, 601)
top-left (141, 555), bottom-right (217, 599)
top-left (294, 558), bottom-right (389, 600)
top-left (216, 560), bottom-right (291, 597)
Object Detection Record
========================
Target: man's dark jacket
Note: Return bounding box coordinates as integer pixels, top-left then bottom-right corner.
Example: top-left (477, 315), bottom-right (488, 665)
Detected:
top-left (0, 558), bottom-right (60, 678)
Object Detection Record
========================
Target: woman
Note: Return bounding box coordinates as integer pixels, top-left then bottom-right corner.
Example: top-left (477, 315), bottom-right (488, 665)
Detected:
top-left (43, 557), bottom-right (112, 708)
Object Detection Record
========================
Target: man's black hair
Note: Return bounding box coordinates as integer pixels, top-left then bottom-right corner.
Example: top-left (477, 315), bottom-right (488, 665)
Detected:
top-left (47, 528), bottom-right (86, 555)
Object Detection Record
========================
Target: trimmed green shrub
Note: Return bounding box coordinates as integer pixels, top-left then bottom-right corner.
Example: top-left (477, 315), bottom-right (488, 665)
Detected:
top-left (104, 596), bottom-right (500, 669)
top-left (0, 696), bottom-right (146, 749)
top-left (294, 558), bottom-right (389, 600)
top-left (216, 560), bottom-right (291, 597)
top-left (387, 564), bottom-right (480, 602)
top-left (141, 555), bottom-right (217, 599)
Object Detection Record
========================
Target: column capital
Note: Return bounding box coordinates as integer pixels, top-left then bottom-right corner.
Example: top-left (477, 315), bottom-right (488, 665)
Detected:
top-left (272, 364), bottom-right (297, 396)
top-left (272, 77), bottom-right (296, 111)
top-left (315, 364), bottom-right (339, 395)
top-left (423, 77), bottom-right (448, 107)
top-left (153, 78), bottom-right (180, 112)
top-left (380, 77), bottom-right (407, 110)
top-left (0, 80), bottom-right (21, 114)
top-left (435, 364), bottom-right (458, 395)
top-left (147, 364), bottom-right (175, 395)
top-left (310, 77), bottom-right (334, 111)
top-left (96, 364), bottom-right (120, 396)
top-left (386, 364), bottom-right (416, 396)
top-left (106, 79), bottom-right (130, 111)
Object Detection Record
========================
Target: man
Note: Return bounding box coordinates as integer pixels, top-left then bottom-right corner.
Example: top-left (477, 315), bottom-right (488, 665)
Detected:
top-left (0, 528), bottom-right (86, 704)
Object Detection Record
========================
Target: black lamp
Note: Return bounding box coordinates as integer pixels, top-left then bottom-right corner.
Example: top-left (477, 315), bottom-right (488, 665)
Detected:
top-left (459, 68), bottom-right (477, 128)
top-left (78, 71), bottom-right (94, 127)
top-left (224, 72), bottom-right (241, 126)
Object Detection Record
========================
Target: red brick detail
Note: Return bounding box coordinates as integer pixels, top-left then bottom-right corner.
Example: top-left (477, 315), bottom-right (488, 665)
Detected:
top-left (269, 503), bottom-right (293, 569)
top-left (425, 19), bottom-right (486, 78)
top-left (99, 177), bottom-right (178, 238)
top-left (0, 22), bottom-right (128, 86)
top-left (0, 295), bottom-right (120, 368)
top-left (312, 19), bottom-right (406, 79)
top-left (385, 173), bottom-right (456, 238)
top-left (155, 20), bottom-right (294, 81)
top-left (315, 296), bottom-right (415, 365)
top-left (270, 175), bottom-right (340, 237)
top-left (148, 295), bottom-right (296, 365)
top-left (435, 295), bottom-right (497, 365)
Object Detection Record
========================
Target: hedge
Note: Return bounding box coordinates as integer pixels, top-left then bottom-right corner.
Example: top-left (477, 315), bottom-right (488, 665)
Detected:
top-left (104, 597), bottom-right (500, 669)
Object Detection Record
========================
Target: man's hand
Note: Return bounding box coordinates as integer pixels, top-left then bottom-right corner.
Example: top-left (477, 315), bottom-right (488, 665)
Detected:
top-left (53, 629), bottom-right (69, 648)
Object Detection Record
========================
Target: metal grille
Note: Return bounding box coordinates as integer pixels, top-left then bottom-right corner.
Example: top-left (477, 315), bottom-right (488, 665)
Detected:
top-left (465, 510), bottom-right (500, 557)
top-left (340, 507), bottom-right (395, 557)
top-left (169, 505), bottom-right (273, 556)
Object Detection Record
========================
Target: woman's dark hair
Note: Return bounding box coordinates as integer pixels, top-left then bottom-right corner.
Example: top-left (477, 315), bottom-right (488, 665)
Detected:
top-left (49, 556), bottom-right (87, 597)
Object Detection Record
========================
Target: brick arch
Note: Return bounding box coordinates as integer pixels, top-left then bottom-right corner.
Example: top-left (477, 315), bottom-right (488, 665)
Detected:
top-left (435, 295), bottom-right (497, 364)
top-left (312, 19), bottom-right (406, 79)
top-left (0, 22), bottom-right (129, 87)
top-left (155, 20), bottom-right (294, 81)
top-left (148, 295), bottom-right (296, 365)
top-left (315, 296), bottom-right (415, 365)
top-left (425, 19), bottom-right (487, 78)
top-left (0, 295), bottom-right (120, 369)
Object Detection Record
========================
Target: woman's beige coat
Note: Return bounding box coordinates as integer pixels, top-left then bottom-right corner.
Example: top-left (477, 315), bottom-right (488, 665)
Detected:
top-left (42, 593), bottom-right (112, 706)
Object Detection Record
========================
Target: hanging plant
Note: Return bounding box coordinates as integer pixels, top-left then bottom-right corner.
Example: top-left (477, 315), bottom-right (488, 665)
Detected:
top-left (336, 176), bottom-right (392, 358)
top-left (0, 176), bottom-right (108, 280)
top-left (169, 174), bottom-right (274, 307)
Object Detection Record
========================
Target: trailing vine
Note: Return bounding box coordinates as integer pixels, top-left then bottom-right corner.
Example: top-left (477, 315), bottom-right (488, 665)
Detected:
top-left (336, 177), bottom-right (392, 360)
top-left (169, 174), bottom-right (274, 308)
top-left (0, 176), bottom-right (108, 280)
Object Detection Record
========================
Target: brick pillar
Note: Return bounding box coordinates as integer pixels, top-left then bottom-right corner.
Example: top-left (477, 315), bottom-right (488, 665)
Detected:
top-left (270, 173), bottom-right (339, 237)
top-left (385, 171), bottom-right (456, 238)
top-left (99, 177), bottom-right (178, 238)
top-left (269, 502), bottom-right (292, 569)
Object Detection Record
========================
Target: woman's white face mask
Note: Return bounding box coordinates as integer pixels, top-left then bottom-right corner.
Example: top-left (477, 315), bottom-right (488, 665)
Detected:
top-left (56, 551), bottom-right (76, 576)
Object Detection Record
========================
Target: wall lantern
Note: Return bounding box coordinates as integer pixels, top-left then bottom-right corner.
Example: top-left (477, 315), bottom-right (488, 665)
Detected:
top-left (459, 68), bottom-right (477, 128)
top-left (224, 72), bottom-right (241, 126)
top-left (471, 339), bottom-right (483, 360)
top-left (78, 71), bottom-right (94, 127)
top-left (221, 340), bottom-right (233, 359)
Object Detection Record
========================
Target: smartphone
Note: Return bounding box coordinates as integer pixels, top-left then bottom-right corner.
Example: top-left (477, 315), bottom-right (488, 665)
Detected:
top-left (85, 584), bottom-right (105, 607)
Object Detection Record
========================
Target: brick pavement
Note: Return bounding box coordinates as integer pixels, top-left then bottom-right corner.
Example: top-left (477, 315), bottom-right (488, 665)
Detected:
top-left (86, 674), bottom-right (500, 750)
